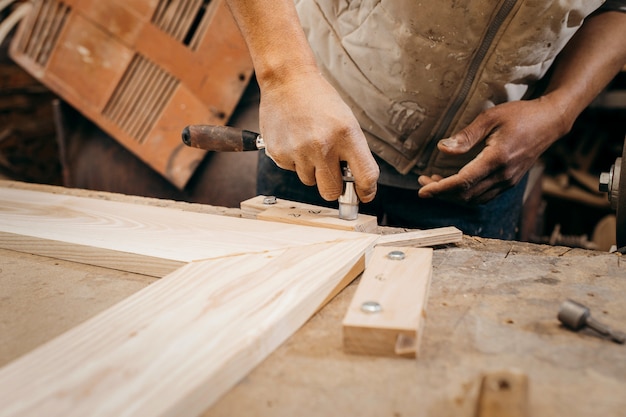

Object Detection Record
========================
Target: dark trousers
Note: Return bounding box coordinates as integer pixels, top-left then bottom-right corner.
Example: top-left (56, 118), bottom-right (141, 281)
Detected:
top-left (256, 151), bottom-right (527, 240)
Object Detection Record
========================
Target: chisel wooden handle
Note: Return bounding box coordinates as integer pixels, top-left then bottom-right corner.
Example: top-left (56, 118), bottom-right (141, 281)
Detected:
top-left (181, 125), bottom-right (264, 152)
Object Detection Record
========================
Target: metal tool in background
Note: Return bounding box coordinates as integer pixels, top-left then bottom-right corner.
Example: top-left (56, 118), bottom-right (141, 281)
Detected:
top-left (181, 125), bottom-right (360, 220)
top-left (557, 299), bottom-right (626, 344)
top-left (599, 135), bottom-right (626, 252)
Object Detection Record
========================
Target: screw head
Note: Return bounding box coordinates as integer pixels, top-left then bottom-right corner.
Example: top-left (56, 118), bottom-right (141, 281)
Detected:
top-left (263, 196), bottom-right (277, 205)
top-left (361, 301), bottom-right (382, 314)
top-left (387, 250), bottom-right (406, 260)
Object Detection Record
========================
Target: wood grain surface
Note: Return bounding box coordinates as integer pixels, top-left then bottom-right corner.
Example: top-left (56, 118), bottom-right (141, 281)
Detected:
top-left (343, 246), bottom-right (433, 358)
top-left (0, 183), bottom-right (378, 416)
top-left (0, 186), bottom-right (371, 276)
top-left (0, 238), bottom-right (375, 417)
top-left (375, 226), bottom-right (462, 248)
top-left (240, 195), bottom-right (378, 233)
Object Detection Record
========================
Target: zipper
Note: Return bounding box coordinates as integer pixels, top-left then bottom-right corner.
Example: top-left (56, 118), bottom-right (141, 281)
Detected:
top-left (416, 0), bottom-right (519, 170)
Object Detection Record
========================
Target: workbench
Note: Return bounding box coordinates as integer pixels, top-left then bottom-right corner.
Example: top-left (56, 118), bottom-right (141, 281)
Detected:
top-left (1, 181), bottom-right (625, 417)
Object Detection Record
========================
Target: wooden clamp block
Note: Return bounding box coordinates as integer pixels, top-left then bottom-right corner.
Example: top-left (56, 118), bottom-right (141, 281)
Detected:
top-left (342, 246), bottom-right (433, 358)
top-left (240, 195), bottom-right (378, 233)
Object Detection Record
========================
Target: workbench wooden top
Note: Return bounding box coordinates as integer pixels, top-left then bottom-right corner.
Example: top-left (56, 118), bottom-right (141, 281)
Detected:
top-left (1, 181), bottom-right (624, 417)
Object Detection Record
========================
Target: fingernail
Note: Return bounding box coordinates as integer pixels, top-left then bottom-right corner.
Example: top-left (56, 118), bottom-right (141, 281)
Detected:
top-left (439, 137), bottom-right (458, 148)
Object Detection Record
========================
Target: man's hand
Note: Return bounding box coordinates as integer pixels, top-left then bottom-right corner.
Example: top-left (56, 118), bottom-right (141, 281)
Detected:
top-left (419, 9), bottom-right (626, 205)
top-left (224, 0), bottom-right (379, 203)
top-left (417, 97), bottom-right (567, 204)
top-left (259, 71), bottom-right (379, 203)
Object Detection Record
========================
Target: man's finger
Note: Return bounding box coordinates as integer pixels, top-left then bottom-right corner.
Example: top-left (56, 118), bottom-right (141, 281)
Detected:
top-left (293, 158), bottom-right (318, 187)
top-left (313, 160), bottom-right (343, 201)
top-left (438, 111), bottom-right (496, 155)
top-left (346, 155), bottom-right (379, 203)
top-left (418, 174), bottom-right (443, 187)
top-left (418, 157), bottom-right (490, 199)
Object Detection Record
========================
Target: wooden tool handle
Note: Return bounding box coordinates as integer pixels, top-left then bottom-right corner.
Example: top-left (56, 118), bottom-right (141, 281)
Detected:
top-left (182, 125), bottom-right (261, 152)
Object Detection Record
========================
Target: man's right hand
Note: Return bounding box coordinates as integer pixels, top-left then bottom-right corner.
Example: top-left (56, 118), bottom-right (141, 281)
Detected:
top-left (224, 0), bottom-right (378, 203)
top-left (258, 70), bottom-right (379, 203)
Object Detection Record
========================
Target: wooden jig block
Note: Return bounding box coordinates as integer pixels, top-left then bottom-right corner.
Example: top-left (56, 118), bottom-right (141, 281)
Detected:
top-left (240, 195), bottom-right (331, 218)
top-left (342, 246), bottom-right (433, 358)
top-left (240, 195), bottom-right (378, 233)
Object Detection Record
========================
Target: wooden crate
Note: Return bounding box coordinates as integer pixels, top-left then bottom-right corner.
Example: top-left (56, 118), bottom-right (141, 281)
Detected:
top-left (9, 0), bottom-right (253, 188)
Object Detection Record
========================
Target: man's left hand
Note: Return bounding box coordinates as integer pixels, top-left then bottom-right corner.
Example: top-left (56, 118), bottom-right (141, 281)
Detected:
top-left (418, 97), bottom-right (569, 204)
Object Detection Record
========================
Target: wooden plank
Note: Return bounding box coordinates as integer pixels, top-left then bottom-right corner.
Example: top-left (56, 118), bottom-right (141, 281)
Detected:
top-left (342, 246), bottom-right (433, 358)
top-left (0, 237), bottom-right (375, 417)
top-left (0, 187), bottom-right (369, 276)
top-left (375, 226), bottom-right (462, 248)
top-left (0, 231), bottom-right (183, 277)
top-left (242, 197), bottom-right (464, 241)
top-left (241, 195), bottom-right (378, 233)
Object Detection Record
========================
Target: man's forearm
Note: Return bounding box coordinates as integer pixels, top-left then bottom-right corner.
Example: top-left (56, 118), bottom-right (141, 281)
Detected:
top-left (544, 10), bottom-right (626, 135)
top-left (225, 1), bottom-right (319, 90)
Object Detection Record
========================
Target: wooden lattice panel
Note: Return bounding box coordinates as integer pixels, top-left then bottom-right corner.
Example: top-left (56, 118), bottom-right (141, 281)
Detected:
top-left (10, 0), bottom-right (253, 188)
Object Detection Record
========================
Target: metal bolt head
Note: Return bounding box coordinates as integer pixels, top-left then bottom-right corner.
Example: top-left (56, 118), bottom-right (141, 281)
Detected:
top-left (263, 196), bottom-right (277, 205)
top-left (387, 250), bottom-right (406, 260)
top-left (361, 301), bottom-right (382, 314)
top-left (599, 158), bottom-right (621, 209)
top-left (599, 172), bottom-right (611, 193)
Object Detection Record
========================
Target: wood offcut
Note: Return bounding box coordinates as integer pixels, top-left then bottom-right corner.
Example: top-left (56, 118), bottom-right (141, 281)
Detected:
top-left (343, 246), bottom-right (433, 358)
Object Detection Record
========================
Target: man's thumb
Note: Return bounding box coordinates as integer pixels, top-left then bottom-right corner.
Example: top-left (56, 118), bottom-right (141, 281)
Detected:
top-left (438, 133), bottom-right (474, 154)
top-left (438, 119), bottom-right (489, 155)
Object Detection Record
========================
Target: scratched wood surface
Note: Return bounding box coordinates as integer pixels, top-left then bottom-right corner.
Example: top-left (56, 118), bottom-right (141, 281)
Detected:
top-left (1, 182), bottom-right (625, 417)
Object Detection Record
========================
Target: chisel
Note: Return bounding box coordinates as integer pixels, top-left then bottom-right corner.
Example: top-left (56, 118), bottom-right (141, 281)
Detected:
top-left (181, 125), bottom-right (359, 220)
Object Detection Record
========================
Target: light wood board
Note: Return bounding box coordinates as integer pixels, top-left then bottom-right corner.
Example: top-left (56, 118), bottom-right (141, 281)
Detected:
top-left (241, 196), bottom-right (463, 243)
top-left (240, 195), bottom-right (378, 233)
top-left (240, 195), bottom-right (333, 218)
top-left (343, 246), bottom-right (433, 358)
top-left (375, 226), bottom-right (462, 248)
top-left (0, 185), bottom-right (378, 416)
top-left (0, 239), bottom-right (374, 417)
top-left (0, 187), bottom-right (371, 276)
